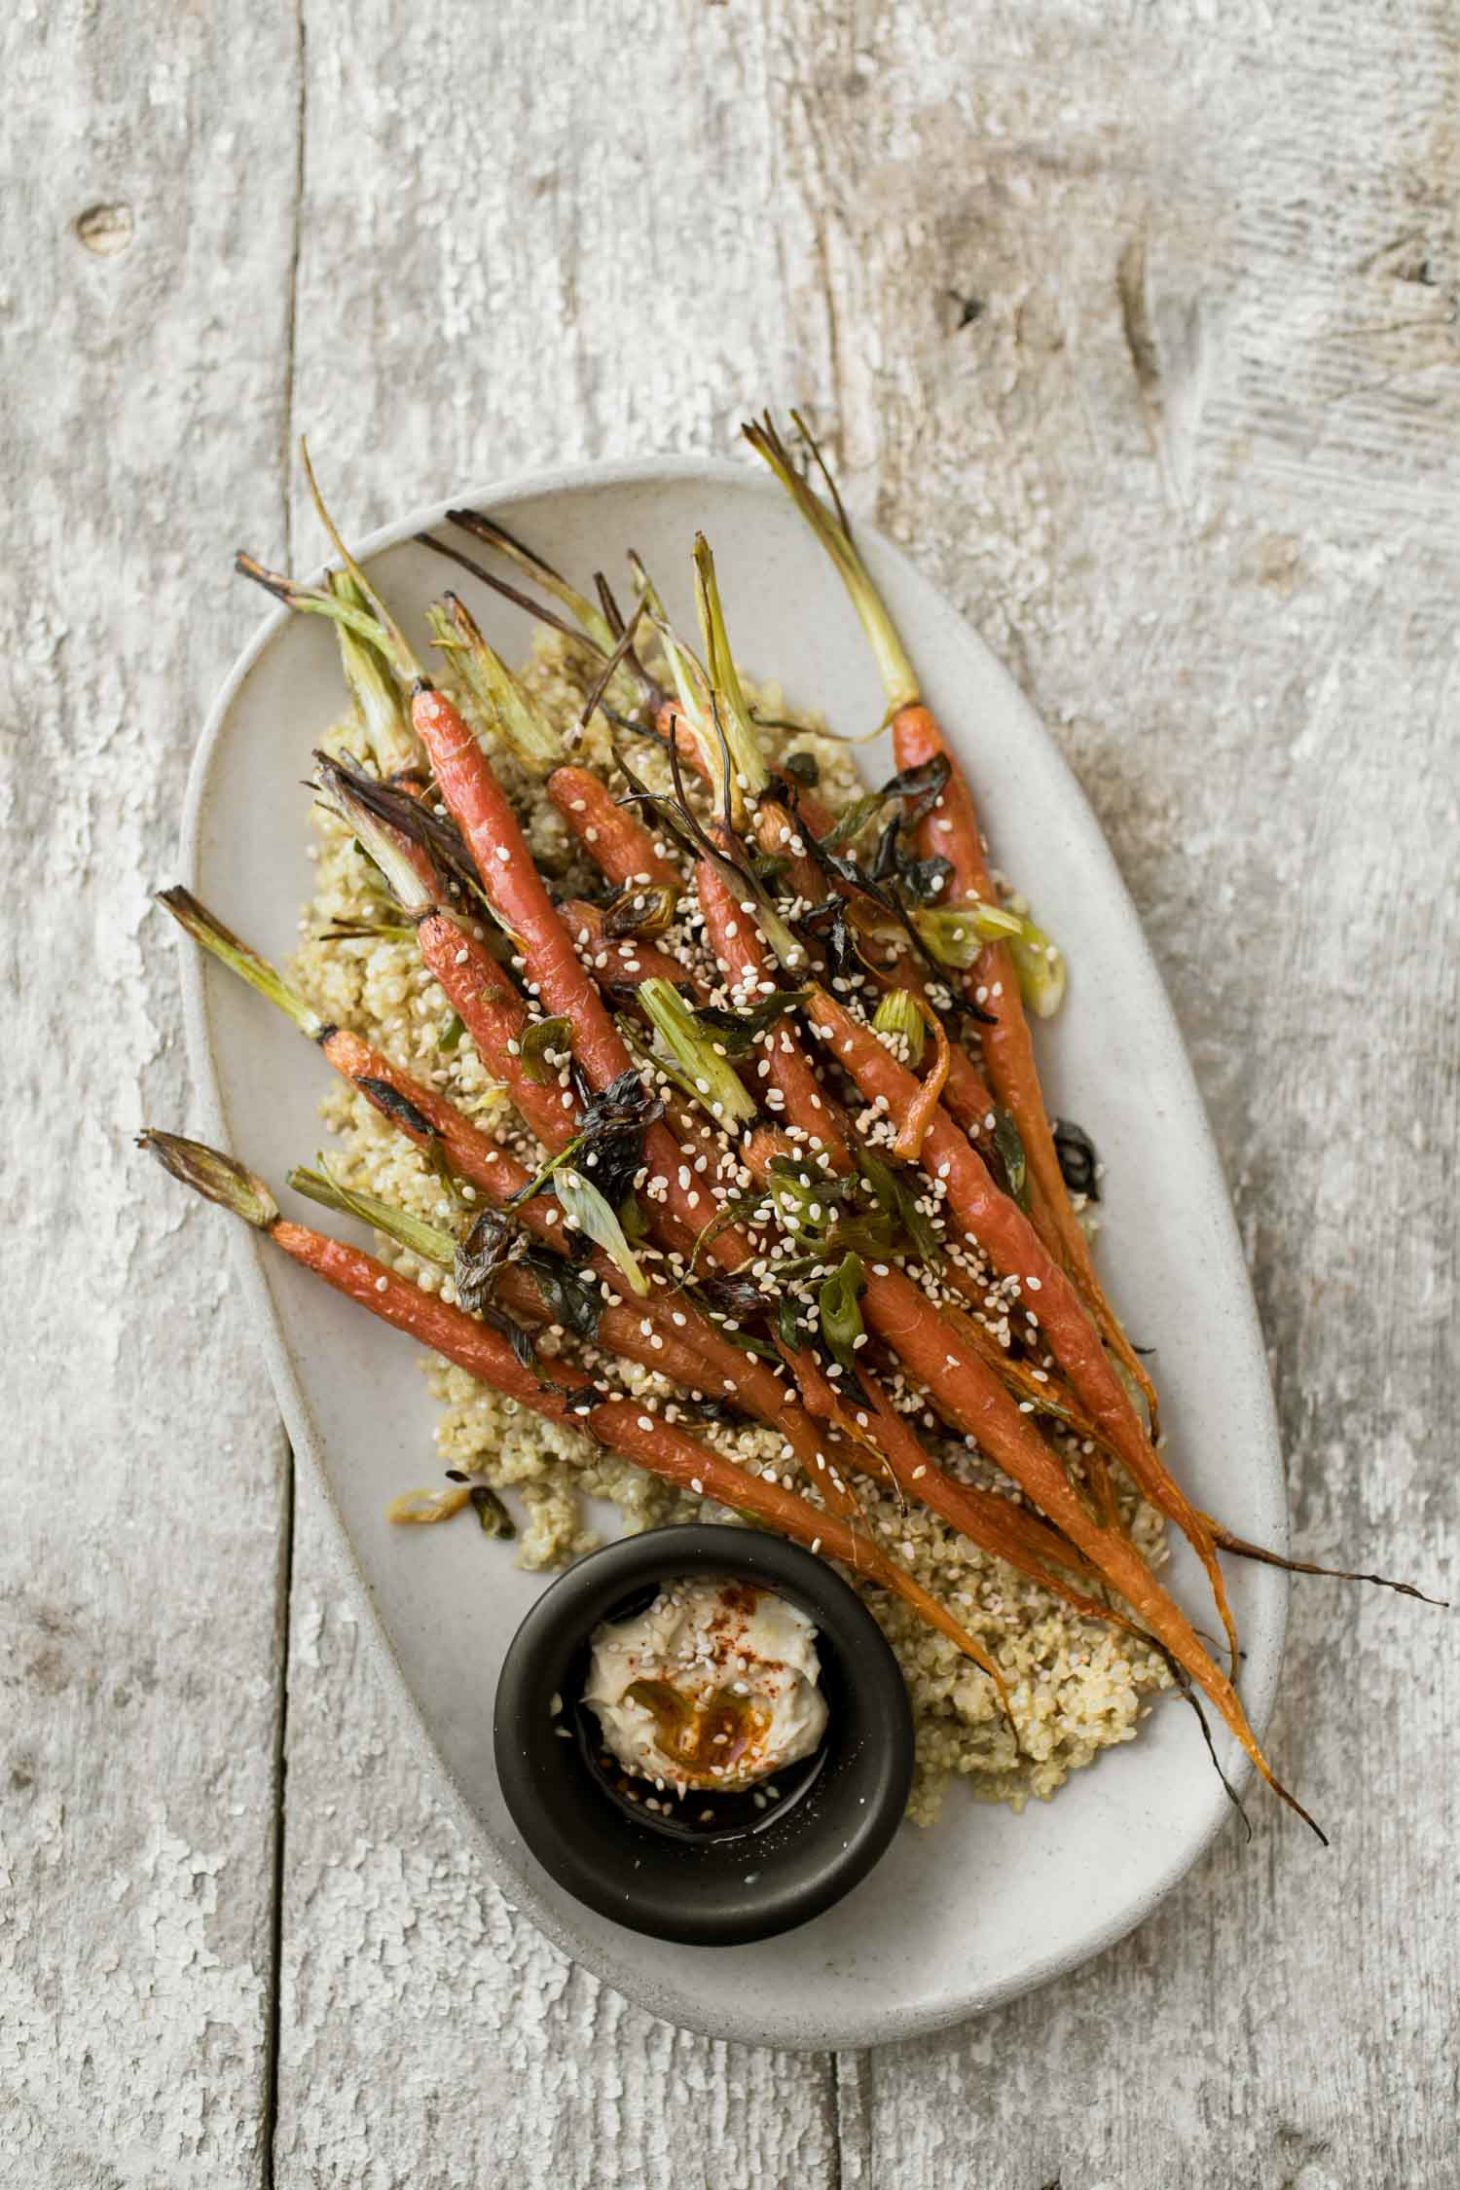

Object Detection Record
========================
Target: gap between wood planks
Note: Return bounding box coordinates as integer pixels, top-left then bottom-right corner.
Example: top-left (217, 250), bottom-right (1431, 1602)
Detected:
top-left (263, 6), bottom-right (308, 2182)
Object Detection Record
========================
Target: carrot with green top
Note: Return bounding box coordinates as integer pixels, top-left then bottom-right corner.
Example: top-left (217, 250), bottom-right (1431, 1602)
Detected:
top-left (288, 1155), bottom-right (863, 1519)
top-left (804, 978), bottom-right (1238, 1661)
top-left (140, 1133), bottom-right (1000, 1675)
top-left (860, 1265), bottom-right (1321, 1834)
top-left (159, 885), bottom-right (863, 1515)
top-left (238, 475), bottom-right (756, 1276)
top-left (712, 945), bottom-right (1305, 1821)
top-left (744, 411), bottom-right (1161, 1440)
top-left (696, 849), bottom-right (856, 1170)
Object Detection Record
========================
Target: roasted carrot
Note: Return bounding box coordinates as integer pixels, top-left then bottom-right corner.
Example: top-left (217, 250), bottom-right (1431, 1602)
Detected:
top-left (158, 885), bottom-right (865, 1511)
top-left (696, 849), bottom-right (856, 1169)
top-left (744, 410), bottom-right (1161, 1437)
top-left (142, 1133), bottom-right (999, 1675)
top-left (805, 979), bottom-right (1238, 1660)
top-left (401, 686), bottom-right (756, 1267)
top-left (705, 916), bottom-right (1294, 1813)
top-left (895, 702), bottom-right (1161, 1421)
top-left (547, 764), bottom-right (681, 892)
top-left (491, 1263), bottom-right (860, 1515)
top-left (862, 1264), bottom-right (1320, 1834)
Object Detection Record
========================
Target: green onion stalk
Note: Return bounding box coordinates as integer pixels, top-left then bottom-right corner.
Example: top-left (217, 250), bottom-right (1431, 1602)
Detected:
top-left (237, 440), bottom-right (426, 691)
top-left (329, 570), bottom-right (426, 782)
top-left (637, 977), bottom-right (758, 1129)
top-left (742, 411), bottom-right (918, 721)
top-left (872, 986), bottom-right (926, 1068)
top-left (427, 592), bottom-right (565, 774)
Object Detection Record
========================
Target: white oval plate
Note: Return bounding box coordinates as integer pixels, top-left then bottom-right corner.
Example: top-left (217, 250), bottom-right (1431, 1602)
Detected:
top-left (179, 455), bottom-right (1287, 2050)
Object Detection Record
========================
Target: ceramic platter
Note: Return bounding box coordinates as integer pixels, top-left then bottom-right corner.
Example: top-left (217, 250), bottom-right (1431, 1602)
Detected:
top-left (179, 455), bottom-right (1286, 2048)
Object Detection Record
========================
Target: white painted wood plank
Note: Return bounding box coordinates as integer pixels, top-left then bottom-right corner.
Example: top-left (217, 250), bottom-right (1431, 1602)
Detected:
top-left (274, 1480), bottom-right (840, 2190)
top-left (0, 3), bottom-right (302, 2182)
top-left (768, 2), bottom-right (1459, 2183)
top-left (273, 3), bottom-right (839, 2180)
top-left (275, 0), bottom-right (1456, 2179)
top-left (15, 0), bottom-right (1448, 2179)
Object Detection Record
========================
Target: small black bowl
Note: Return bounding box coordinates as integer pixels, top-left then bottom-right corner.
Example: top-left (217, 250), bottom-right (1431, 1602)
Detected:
top-left (493, 1524), bottom-right (914, 1946)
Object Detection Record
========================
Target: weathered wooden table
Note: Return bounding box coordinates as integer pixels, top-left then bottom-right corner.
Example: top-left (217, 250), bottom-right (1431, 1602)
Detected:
top-left (5, 3), bottom-right (1456, 2182)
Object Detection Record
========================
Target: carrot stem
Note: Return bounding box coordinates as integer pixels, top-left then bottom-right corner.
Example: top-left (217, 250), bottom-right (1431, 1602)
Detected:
top-left (141, 1133), bottom-right (995, 1676)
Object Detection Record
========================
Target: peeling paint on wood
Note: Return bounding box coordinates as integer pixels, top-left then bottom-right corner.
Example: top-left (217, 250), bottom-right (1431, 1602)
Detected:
top-left (4, 0), bottom-right (1455, 2184)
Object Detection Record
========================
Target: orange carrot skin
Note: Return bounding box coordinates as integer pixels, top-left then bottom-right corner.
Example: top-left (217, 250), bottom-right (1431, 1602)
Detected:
top-left (270, 1217), bottom-right (978, 1663)
top-left (810, 989), bottom-right (1140, 1467)
top-left (861, 1265), bottom-right (1268, 1770)
top-left (411, 687), bottom-right (751, 1267)
top-left (411, 910), bottom-right (581, 1155)
top-left (696, 851), bottom-right (857, 1171)
top-left (322, 1024), bottom-right (540, 1210)
top-left (848, 1366), bottom-right (1099, 1587)
top-left (715, 927), bottom-right (1248, 1737)
top-left (893, 701), bottom-right (1160, 1428)
top-left (496, 1267), bottom-right (861, 1518)
top-left (561, 902), bottom-right (692, 993)
top-left (807, 981), bottom-right (1235, 1649)
top-left (412, 688), bottom-right (638, 1091)
top-left (745, 779), bottom-right (1004, 1168)
top-left (547, 766), bottom-right (680, 890)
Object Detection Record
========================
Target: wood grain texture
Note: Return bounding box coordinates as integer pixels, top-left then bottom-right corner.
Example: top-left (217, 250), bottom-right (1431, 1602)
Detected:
top-left (0, 3), bottom-right (301, 2182)
top-left (4, 0), bottom-right (1456, 2184)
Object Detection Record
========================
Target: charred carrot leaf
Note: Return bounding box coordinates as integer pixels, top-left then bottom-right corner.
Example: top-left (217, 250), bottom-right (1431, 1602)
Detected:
top-left (1053, 1118), bottom-right (1101, 1203)
top-left (601, 882), bottom-right (678, 941)
top-left (516, 1249), bottom-right (603, 1343)
top-left (454, 1206), bottom-right (520, 1314)
top-left (691, 991), bottom-right (810, 1055)
top-left (992, 1109), bottom-right (1031, 1212)
top-left (470, 1484), bottom-right (515, 1538)
top-left (880, 752), bottom-right (950, 825)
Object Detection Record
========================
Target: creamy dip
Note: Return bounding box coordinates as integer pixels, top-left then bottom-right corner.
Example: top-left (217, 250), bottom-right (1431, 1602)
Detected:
top-left (582, 1577), bottom-right (829, 1794)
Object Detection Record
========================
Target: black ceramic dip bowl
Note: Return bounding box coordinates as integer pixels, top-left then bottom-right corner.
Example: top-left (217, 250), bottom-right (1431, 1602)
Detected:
top-left (493, 1524), bottom-right (914, 1946)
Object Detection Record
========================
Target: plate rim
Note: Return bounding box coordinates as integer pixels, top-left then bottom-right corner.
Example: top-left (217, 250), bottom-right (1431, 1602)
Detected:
top-left (176, 449), bottom-right (1288, 2049)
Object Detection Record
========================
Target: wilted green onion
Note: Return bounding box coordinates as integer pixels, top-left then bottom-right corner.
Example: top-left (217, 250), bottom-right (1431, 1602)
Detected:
top-left (438, 1010), bottom-right (465, 1053)
top-left (520, 1016), bottom-right (573, 1084)
top-left (911, 902), bottom-right (1024, 969)
top-left (288, 1162), bottom-right (458, 1267)
top-left (856, 1149), bottom-right (942, 1269)
top-left (428, 594), bottom-right (564, 773)
top-left (872, 986), bottom-right (925, 1068)
top-left (553, 1169), bottom-right (649, 1295)
top-left (1007, 918), bottom-right (1067, 1018)
top-left (331, 570), bottom-right (424, 781)
top-left (816, 789), bottom-right (886, 854)
top-left (767, 1160), bottom-right (838, 1242)
top-left (638, 977), bottom-right (758, 1127)
top-left (818, 1251), bottom-right (866, 1370)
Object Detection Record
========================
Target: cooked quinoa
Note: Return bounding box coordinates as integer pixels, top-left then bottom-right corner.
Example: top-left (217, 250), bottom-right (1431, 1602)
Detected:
top-left (292, 629), bottom-right (1171, 1822)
